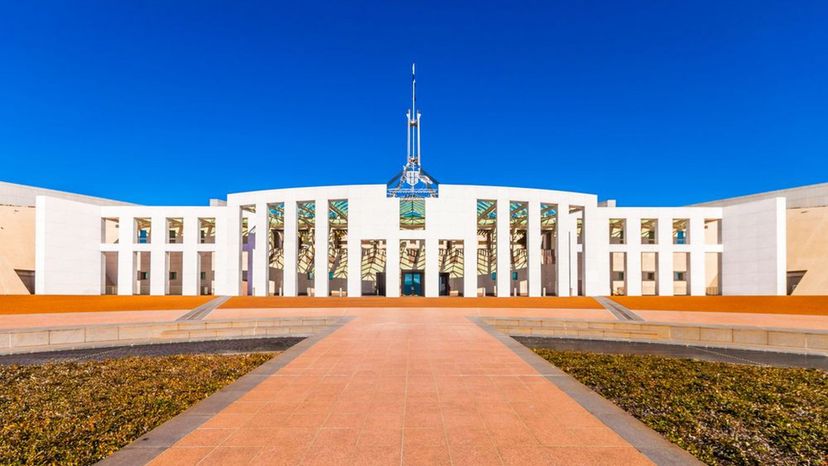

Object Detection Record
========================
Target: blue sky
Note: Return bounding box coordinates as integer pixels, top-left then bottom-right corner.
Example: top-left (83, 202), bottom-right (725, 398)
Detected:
top-left (1, 1), bottom-right (826, 206)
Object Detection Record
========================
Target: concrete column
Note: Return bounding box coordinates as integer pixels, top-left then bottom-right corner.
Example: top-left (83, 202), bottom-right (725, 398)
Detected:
top-left (569, 231), bottom-right (579, 295)
top-left (149, 215), bottom-right (166, 295)
top-left (252, 203), bottom-right (269, 296)
top-left (556, 203), bottom-right (571, 296)
top-left (425, 239), bottom-right (439, 297)
top-left (657, 216), bottom-right (674, 296)
top-left (314, 198), bottom-right (329, 297)
top-left (464, 235), bottom-right (477, 298)
top-left (689, 216), bottom-right (706, 296)
top-left (182, 216), bottom-right (198, 296)
top-left (214, 207), bottom-right (241, 296)
top-left (117, 216), bottom-right (135, 295)
top-left (283, 202), bottom-right (297, 297)
top-left (386, 238), bottom-right (400, 297)
top-left (347, 235), bottom-right (361, 297)
top-left (527, 200), bottom-right (541, 297)
top-left (583, 204), bottom-right (609, 296)
top-left (496, 199), bottom-right (510, 297)
top-left (625, 216), bottom-right (642, 296)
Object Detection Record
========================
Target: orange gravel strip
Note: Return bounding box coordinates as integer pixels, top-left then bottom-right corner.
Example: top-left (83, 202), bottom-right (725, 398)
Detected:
top-left (221, 296), bottom-right (602, 309)
top-left (0, 296), bottom-right (214, 315)
top-left (612, 296), bottom-right (828, 315)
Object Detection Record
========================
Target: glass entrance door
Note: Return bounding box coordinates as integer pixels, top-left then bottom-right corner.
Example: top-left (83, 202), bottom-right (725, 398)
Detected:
top-left (402, 271), bottom-right (424, 296)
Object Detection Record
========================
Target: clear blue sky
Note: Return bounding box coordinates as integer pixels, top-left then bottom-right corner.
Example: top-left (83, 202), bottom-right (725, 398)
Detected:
top-left (1, 1), bottom-right (826, 206)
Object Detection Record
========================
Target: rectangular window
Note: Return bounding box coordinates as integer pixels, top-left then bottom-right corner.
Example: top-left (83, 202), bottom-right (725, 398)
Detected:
top-left (477, 200), bottom-right (497, 296)
top-left (200, 271), bottom-right (207, 280)
top-left (199, 218), bottom-right (216, 244)
top-left (641, 219), bottom-right (657, 244)
top-left (673, 219), bottom-right (689, 245)
top-left (704, 219), bottom-right (722, 245)
top-left (101, 218), bottom-right (119, 244)
top-left (674, 271), bottom-right (686, 281)
top-left (400, 199), bottom-right (425, 230)
top-left (137, 271), bottom-right (148, 280)
top-left (609, 219), bottom-right (626, 244)
top-left (135, 218), bottom-right (151, 244)
top-left (169, 271), bottom-right (177, 280)
top-left (166, 218), bottom-right (183, 244)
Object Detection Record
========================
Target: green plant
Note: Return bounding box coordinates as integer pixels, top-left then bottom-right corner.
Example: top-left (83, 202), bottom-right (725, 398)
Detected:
top-left (533, 349), bottom-right (827, 465)
top-left (0, 353), bottom-right (273, 465)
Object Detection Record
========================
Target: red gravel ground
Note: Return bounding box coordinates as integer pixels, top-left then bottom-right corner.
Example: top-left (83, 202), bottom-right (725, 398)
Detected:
top-left (220, 296), bottom-right (604, 309)
top-left (611, 296), bottom-right (828, 315)
top-left (0, 296), bottom-right (213, 315)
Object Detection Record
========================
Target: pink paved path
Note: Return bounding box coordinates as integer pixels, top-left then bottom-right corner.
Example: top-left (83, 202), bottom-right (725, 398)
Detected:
top-left (149, 310), bottom-right (652, 465)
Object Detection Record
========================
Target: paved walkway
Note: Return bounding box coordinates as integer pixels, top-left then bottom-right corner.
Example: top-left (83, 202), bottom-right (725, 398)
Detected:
top-left (148, 310), bottom-right (654, 465)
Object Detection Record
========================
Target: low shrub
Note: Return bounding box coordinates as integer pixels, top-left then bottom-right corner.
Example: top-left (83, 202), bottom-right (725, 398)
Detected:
top-left (534, 349), bottom-right (827, 465)
top-left (0, 353), bottom-right (272, 465)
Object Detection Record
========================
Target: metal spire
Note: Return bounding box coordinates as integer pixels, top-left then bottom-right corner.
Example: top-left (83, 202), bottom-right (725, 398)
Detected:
top-left (387, 63), bottom-right (439, 198)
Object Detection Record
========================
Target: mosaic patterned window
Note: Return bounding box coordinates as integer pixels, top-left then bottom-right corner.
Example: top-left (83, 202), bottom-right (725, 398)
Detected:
top-left (400, 199), bottom-right (425, 230)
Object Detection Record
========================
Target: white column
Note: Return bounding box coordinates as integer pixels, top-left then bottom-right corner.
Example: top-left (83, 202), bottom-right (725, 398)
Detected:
top-left (149, 215), bottom-right (166, 295)
top-left (625, 216), bottom-right (642, 296)
top-left (527, 200), bottom-right (541, 297)
top-left (283, 202), bottom-right (297, 297)
top-left (214, 206), bottom-right (241, 296)
top-left (425, 239), bottom-right (439, 297)
top-left (689, 216), bottom-right (706, 296)
top-left (583, 205), bottom-right (608, 296)
top-left (386, 238), bottom-right (401, 297)
top-left (252, 203), bottom-right (269, 296)
top-left (182, 216), bottom-right (199, 296)
top-left (347, 235), bottom-right (361, 297)
top-left (464, 236), bottom-right (477, 298)
top-left (117, 217), bottom-right (135, 295)
top-left (314, 198), bottom-right (329, 297)
top-left (496, 199), bottom-right (510, 297)
top-left (657, 216), bottom-right (674, 296)
top-left (556, 203), bottom-right (571, 296)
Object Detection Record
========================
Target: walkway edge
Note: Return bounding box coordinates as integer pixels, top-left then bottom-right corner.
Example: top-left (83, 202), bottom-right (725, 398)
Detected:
top-left (98, 316), bottom-right (353, 466)
top-left (470, 316), bottom-right (702, 466)
top-left (176, 295), bottom-right (231, 321)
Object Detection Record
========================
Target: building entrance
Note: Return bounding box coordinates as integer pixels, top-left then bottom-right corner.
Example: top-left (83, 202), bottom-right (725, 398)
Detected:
top-left (402, 271), bottom-right (424, 296)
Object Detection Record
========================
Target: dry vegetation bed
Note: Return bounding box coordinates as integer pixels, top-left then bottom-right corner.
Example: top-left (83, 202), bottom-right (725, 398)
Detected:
top-left (0, 353), bottom-right (273, 465)
top-left (534, 349), bottom-right (827, 465)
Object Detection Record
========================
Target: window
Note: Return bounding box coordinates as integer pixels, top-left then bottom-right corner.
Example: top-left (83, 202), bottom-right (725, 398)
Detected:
top-left (241, 270), bottom-right (248, 281)
top-left (674, 271), bottom-right (686, 281)
top-left (137, 271), bottom-right (148, 280)
top-left (611, 271), bottom-right (625, 281)
top-left (200, 271), bottom-right (207, 280)
top-left (642, 271), bottom-right (656, 281)
top-left (169, 272), bottom-right (177, 280)
top-left (169, 230), bottom-right (177, 240)
top-left (641, 219), bottom-right (657, 244)
top-left (400, 199), bottom-right (425, 230)
top-left (609, 219), bottom-right (626, 244)
top-left (199, 218), bottom-right (216, 244)
top-left (135, 218), bottom-right (151, 244)
top-left (673, 219), bottom-right (689, 245)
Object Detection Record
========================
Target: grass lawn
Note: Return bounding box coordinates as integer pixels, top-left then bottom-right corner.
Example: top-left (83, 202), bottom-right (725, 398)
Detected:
top-left (534, 349), bottom-right (827, 465)
top-left (0, 353), bottom-right (273, 465)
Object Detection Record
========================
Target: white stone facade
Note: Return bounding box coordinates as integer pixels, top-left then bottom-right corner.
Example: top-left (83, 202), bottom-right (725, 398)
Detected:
top-left (34, 184), bottom-right (787, 297)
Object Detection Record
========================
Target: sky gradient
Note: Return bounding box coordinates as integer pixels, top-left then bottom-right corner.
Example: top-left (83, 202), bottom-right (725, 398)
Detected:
top-left (1, 1), bottom-right (826, 206)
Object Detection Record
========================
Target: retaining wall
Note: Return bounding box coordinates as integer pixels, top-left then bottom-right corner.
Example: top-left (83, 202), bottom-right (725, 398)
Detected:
top-left (0, 317), bottom-right (339, 355)
top-left (482, 317), bottom-right (828, 356)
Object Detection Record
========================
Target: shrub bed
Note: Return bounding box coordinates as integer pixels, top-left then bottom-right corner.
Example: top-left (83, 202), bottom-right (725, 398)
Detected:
top-left (534, 349), bottom-right (827, 465)
top-left (0, 353), bottom-right (273, 464)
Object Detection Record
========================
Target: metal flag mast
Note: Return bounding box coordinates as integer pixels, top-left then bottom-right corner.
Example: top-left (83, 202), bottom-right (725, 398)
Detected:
top-left (387, 63), bottom-right (439, 198)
